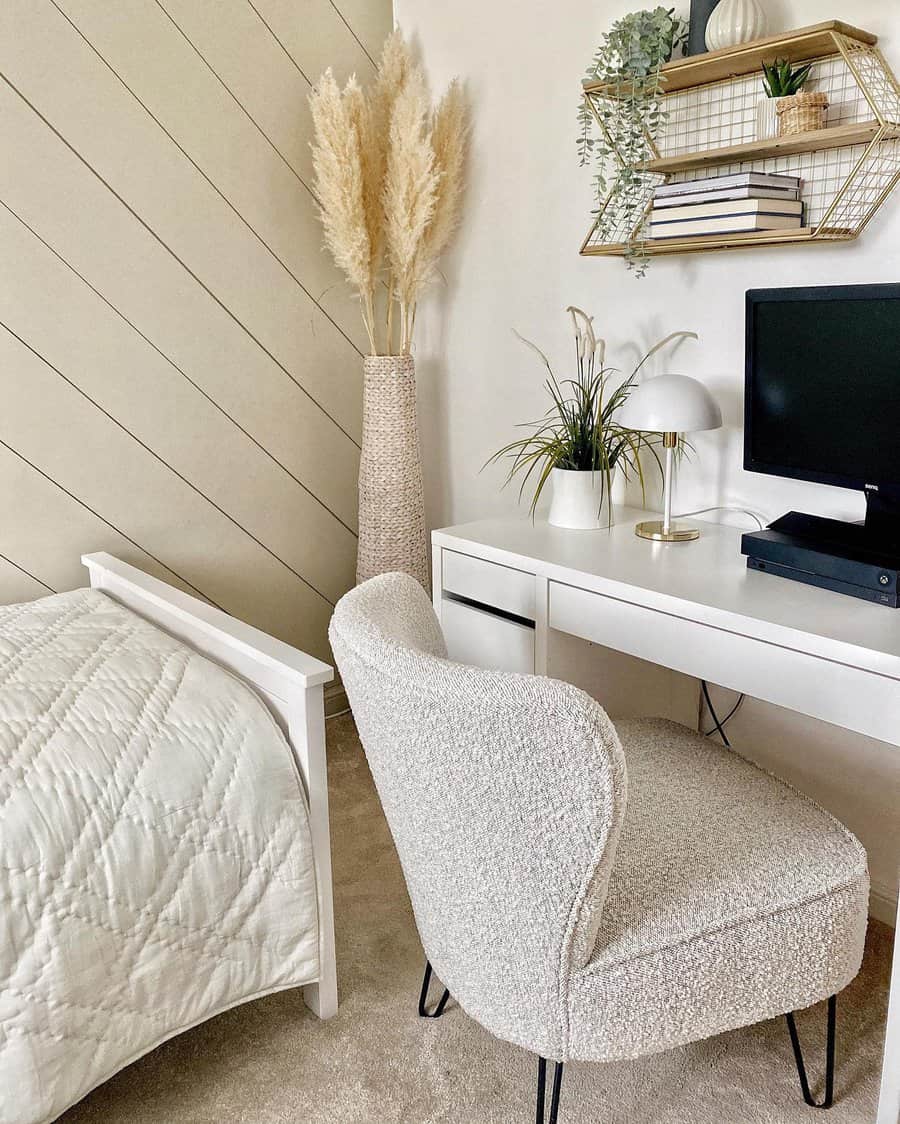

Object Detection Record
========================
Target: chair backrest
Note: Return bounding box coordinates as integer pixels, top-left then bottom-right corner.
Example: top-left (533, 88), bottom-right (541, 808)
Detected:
top-left (329, 572), bottom-right (627, 1058)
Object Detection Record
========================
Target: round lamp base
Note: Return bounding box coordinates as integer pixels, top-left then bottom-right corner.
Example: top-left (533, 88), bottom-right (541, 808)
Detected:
top-left (634, 519), bottom-right (700, 543)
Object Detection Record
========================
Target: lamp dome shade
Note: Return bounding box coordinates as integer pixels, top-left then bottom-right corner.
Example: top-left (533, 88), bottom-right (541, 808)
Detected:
top-left (618, 374), bottom-right (723, 433)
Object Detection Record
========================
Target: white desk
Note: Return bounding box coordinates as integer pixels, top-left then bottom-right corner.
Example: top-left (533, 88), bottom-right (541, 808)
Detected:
top-left (431, 507), bottom-right (900, 1124)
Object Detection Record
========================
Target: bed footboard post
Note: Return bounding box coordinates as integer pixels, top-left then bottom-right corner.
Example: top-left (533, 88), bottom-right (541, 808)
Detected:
top-left (292, 683), bottom-right (338, 1020)
top-left (81, 552), bottom-right (339, 1018)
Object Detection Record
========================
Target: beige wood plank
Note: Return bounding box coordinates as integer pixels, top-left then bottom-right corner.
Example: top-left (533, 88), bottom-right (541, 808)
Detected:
top-left (0, 444), bottom-right (200, 599)
top-left (0, 0), bottom-right (364, 438)
top-left (326, 0), bottom-right (392, 63)
top-left (250, 0), bottom-right (376, 84)
top-left (159, 0), bottom-right (316, 184)
top-left (0, 79), bottom-right (360, 530)
top-left (0, 553), bottom-right (55, 604)
top-left (0, 206), bottom-right (357, 604)
top-left (0, 327), bottom-right (334, 659)
top-left (57, 0), bottom-right (366, 354)
top-left (159, 0), bottom-right (390, 183)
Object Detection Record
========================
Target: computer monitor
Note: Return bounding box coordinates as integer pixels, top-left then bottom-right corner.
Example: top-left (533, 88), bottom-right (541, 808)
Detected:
top-left (745, 283), bottom-right (900, 537)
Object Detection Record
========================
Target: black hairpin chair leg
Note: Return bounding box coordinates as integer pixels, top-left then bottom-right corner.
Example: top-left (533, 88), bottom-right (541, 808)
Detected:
top-left (536, 1057), bottom-right (564, 1124)
top-left (785, 995), bottom-right (837, 1109)
top-left (418, 960), bottom-right (450, 1018)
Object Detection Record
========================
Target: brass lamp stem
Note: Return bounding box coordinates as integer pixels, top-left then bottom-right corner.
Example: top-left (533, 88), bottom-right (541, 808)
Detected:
top-left (634, 430), bottom-right (699, 542)
top-left (662, 431), bottom-right (677, 535)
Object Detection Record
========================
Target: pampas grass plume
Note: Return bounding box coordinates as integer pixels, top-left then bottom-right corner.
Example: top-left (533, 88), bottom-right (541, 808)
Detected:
top-left (309, 31), bottom-right (467, 355)
top-left (383, 65), bottom-right (439, 350)
top-left (309, 68), bottom-right (375, 351)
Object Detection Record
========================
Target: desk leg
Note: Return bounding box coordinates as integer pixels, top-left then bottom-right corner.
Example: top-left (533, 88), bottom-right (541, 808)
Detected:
top-left (877, 890), bottom-right (900, 1124)
top-left (431, 543), bottom-right (443, 622)
top-left (534, 575), bottom-right (549, 676)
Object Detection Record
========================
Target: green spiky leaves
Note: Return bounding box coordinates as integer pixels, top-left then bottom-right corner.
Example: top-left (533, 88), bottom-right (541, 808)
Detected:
top-left (762, 58), bottom-right (813, 98)
top-left (484, 308), bottom-right (697, 520)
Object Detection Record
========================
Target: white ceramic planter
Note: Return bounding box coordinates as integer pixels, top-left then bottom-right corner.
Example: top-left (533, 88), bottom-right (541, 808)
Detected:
top-left (547, 468), bottom-right (614, 530)
top-left (705, 0), bottom-right (767, 51)
top-left (756, 97), bottom-right (782, 140)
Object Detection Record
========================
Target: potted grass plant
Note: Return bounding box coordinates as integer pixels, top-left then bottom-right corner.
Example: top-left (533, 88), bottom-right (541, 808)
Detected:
top-left (486, 308), bottom-right (697, 529)
top-left (309, 33), bottom-right (467, 588)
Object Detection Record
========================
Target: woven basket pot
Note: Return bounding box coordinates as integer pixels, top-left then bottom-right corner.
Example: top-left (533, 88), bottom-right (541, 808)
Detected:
top-left (356, 354), bottom-right (428, 589)
top-left (776, 91), bottom-right (828, 137)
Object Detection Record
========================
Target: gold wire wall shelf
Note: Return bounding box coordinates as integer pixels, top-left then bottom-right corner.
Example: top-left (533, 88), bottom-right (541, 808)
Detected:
top-left (580, 21), bottom-right (900, 257)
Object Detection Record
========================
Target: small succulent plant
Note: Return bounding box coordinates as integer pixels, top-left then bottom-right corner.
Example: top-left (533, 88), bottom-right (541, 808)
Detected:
top-left (762, 58), bottom-right (813, 98)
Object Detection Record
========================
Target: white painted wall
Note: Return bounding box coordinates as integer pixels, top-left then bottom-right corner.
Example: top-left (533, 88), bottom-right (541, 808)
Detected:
top-left (397, 0), bottom-right (900, 918)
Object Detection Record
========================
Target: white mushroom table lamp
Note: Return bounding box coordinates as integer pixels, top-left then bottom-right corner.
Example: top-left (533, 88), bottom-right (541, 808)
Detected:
top-left (619, 374), bottom-right (723, 542)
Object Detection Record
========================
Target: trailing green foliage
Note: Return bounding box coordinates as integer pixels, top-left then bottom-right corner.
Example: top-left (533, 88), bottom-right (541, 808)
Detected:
top-left (761, 58), bottom-right (813, 98)
top-left (485, 307), bottom-right (697, 519)
top-left (577, 7), bottom-right (687, 277)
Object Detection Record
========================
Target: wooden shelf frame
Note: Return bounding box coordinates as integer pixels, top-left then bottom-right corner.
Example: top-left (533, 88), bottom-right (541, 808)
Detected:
top-left (583, 21), bottom-right (876, 98)
top-left (580, 21), bottom-right (900, 259)
top-left (582, 227), bottom-right (855, 259)
top-left (643, 121), bottom-right (900, 175)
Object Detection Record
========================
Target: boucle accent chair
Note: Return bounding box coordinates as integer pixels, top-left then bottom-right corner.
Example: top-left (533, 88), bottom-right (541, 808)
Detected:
top-left (329, 572), bottom-right (870, 1122)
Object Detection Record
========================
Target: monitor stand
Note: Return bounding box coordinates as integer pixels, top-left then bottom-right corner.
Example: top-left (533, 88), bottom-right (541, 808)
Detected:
top-left (769, 485), bottom-right (900, 559)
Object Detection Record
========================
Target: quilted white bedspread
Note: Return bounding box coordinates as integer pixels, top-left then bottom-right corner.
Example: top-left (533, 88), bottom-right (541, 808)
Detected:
top-left (0, 589), bottom-right (320, 1124)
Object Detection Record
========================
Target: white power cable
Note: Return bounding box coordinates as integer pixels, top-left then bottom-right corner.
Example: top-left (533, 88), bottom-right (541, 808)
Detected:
top-left (673, 505), bottom-right (766, 530)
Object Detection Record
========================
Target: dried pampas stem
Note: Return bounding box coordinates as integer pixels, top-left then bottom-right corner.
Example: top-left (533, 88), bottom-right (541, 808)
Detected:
top-left (309, 68), bottom-right (376, 353)
top-left (384, 65), bottom-right (438, 354)
top-left (309, 30), bottom-right (467, 356)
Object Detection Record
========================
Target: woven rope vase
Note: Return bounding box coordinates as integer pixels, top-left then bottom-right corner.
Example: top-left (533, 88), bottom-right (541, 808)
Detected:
top-left (356, 354), bottom-right (429, 590)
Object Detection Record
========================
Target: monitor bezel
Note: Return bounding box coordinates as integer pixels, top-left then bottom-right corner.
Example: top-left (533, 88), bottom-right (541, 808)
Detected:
top-left (744, 282), bottom-right (900, 493)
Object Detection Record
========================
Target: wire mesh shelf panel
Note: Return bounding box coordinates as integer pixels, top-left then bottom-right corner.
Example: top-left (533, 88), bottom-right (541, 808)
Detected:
top-left (657, 55), bottom-right (870, 158)
top-left (836, 36), bottom-right (900, 124)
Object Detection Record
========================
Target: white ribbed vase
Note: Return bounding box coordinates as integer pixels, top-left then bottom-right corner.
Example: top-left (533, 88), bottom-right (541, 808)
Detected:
top-left (547, 468), bottom-right (614, 530)
top-left (356, 355), bottom-right (429, 590)
top-left (705, 0), bottom-right (767, 50)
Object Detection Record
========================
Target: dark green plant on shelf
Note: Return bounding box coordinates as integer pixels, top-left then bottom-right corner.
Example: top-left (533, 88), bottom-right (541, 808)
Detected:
top-left (761, 57), bottom-right (813, 97)
top-left (577, 7), bottom-right (688, 277)
top-left (485, 306), bottom-right (697, 519)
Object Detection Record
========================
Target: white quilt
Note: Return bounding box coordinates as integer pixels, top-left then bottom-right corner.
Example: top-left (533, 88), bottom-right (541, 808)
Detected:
top-left (0, 589), bottom-right (320, 1124)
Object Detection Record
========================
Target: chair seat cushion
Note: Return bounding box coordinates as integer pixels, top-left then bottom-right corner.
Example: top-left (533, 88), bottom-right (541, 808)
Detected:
top-left (567, 719), bottom-right (869, 1062)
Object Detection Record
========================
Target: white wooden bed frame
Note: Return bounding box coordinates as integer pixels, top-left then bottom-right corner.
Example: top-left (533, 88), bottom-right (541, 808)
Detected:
top-left (81, 552), bottom-right (338, 1019)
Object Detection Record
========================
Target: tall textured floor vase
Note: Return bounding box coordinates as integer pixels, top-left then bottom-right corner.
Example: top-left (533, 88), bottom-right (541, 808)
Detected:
top-left (356, 354), bottom-right (429, 590)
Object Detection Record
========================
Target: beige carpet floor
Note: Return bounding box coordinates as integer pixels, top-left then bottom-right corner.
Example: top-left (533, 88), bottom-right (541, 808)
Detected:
top-left (62, 714), bottom-right (892, 1124)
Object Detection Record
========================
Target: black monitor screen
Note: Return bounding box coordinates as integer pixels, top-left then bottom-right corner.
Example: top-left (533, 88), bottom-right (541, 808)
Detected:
top-left (745, 285), bottom-right (900, 491)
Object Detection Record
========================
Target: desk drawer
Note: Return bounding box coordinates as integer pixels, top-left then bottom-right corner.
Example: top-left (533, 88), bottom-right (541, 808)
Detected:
top-left (441, 596), bottom-right (534, 674)
top-left (442, 550), bottom-right (535, 621)
top-left (549, 580), bottom-right (900, 744)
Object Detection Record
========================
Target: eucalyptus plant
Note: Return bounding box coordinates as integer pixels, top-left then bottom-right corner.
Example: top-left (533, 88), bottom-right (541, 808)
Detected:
top-left (577, 7), bottom-right (688, 276)
top-left (486, 307), bottom-right (697, 519)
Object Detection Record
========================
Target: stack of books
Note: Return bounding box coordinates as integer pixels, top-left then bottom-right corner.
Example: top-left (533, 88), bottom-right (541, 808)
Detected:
top-left (649, 172), bottom-right (803, 240)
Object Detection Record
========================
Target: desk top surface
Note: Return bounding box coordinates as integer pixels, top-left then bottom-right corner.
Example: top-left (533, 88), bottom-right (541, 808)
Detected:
top-left (434, 509), bottom-right (900, 678)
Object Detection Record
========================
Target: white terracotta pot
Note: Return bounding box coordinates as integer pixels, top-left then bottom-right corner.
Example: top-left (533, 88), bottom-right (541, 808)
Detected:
top-left (547, 468), bottom-right (614, 530)
top-left (705, 0), bottom-right (767, 51)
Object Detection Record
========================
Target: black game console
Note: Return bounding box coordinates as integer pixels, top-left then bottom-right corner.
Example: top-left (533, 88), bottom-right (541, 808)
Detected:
top-left (741, 511), bottom-right (900, 607)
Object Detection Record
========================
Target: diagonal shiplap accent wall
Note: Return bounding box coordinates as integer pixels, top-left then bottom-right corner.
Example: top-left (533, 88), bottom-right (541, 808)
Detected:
top-left (1, 0), bottom-right (392, 662)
